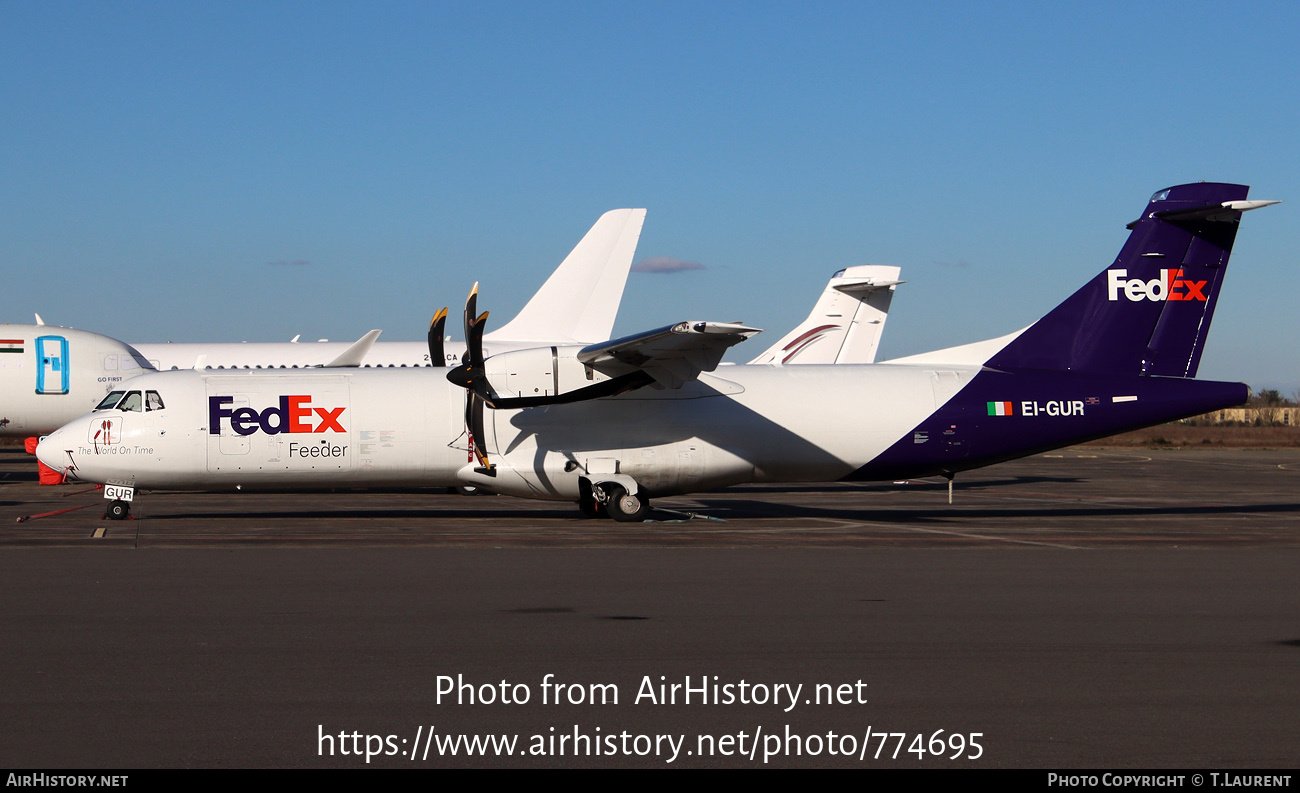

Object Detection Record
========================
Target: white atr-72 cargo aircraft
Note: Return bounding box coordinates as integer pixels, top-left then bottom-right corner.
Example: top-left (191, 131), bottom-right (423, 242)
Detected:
top-left (44, 183), bottom-right (1268, 522)
top-left (2, 208), bottom-right (647, 437)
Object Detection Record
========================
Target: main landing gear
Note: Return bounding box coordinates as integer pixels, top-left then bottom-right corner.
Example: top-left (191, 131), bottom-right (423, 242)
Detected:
top-left (604, 484), bottom-right (650, 522)
top-left (578, 478), bottom-right (651, 522)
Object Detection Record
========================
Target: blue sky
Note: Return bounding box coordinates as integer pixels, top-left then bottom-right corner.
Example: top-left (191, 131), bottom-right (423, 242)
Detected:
top-left (2, 1), bottom-right (1296, 392)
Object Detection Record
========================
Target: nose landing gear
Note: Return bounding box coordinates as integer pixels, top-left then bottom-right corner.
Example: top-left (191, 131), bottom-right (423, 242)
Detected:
top-left (105, 500), bottom-right (131, 520)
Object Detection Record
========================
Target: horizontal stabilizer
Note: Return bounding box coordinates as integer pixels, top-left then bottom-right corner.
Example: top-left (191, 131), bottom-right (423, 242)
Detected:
top-left (1130, 199), bottom-right (1281, 228)
top-left (834, 278), bottom-right (904, 295)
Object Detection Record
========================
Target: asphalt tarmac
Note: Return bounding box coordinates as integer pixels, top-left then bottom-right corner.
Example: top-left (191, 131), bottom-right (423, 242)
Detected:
top-left (1, 446), bottom-right (1297, 768)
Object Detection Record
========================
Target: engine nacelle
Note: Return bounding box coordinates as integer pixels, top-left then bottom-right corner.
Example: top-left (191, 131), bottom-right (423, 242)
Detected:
top-left (481, 345), bottom-right (618, 405)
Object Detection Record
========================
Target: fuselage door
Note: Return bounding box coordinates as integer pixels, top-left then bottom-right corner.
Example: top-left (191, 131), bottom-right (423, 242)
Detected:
top-left (208, 394), bottom-right (252, 469)
top-left (35, 335), bottom-right (70, 395)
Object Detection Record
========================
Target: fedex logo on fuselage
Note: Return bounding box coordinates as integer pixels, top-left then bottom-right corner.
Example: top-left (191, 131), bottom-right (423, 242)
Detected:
top-left (1106, 269), bottom-right (1208, 302)
top-left (208, 395), bottom-right (346, 436)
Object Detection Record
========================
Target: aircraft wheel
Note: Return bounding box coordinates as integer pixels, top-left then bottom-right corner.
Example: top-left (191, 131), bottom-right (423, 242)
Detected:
top-left (105, 500), bottom-right (131, 521)
top-left (605, 485), bottom-right (649, 523)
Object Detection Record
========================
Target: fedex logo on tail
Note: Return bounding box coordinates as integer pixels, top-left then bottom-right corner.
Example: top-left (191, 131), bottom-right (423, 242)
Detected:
top-left (209, 396), bottom-right (346, 436)
top-left (1106, 269), bottom-right (1208, 303)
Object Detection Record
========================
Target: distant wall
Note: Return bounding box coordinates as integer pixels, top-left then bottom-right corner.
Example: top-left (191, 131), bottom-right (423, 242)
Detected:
top-left (1190, 407), bottom-right (1300, 426)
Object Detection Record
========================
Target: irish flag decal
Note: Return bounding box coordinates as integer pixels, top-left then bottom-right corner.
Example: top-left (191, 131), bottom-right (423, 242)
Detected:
top-left (987, 401), bottom-right (1014, 416)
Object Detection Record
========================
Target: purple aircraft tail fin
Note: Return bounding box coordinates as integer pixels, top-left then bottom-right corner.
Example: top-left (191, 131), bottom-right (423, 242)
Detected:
top-left (988, 183), bottom-right (1263, 378)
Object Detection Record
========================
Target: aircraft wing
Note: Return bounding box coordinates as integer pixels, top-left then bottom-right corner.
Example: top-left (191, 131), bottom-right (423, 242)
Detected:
top-left (577, 321), bottom-right (761, 389)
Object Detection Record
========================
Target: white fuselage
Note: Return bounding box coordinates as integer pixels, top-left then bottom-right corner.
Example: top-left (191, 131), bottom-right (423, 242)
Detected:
top-left (130, 340), bottom-right (464, 371)
top-left (37, 364), bottom-right (975, 499)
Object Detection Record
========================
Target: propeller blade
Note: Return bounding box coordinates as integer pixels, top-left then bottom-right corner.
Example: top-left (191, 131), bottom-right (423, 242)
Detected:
top-left (469, 392), bottom-right (491, 470)
top-left (447, 284), bottom-right (489, 387)
top-left (446, 312), bottom-right (491, 390)
top-left (468, 311), bottom-right (489, 367)
top-left (463, 282), bottom-right (479, 362)
top-left (427, 307), bottom-right (447, 367)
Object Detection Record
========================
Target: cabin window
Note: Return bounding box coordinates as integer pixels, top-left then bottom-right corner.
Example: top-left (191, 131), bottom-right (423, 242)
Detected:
top-left (95, 391), bottom-right (126, 410)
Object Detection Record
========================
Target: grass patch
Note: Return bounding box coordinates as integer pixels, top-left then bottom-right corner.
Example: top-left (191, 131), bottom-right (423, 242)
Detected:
top-left (1084, 424), bottom-right (1300, 449)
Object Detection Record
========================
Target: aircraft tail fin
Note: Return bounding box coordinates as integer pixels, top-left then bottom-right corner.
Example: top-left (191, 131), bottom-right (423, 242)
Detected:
top-left (986, 183), bottom-right (1278, 378)
top-left (322, 329), bottom-right (382, 367)
top-left (486, 209), bottom-right (646, 345)
top-left (748, 265), bottom-right (903, 364)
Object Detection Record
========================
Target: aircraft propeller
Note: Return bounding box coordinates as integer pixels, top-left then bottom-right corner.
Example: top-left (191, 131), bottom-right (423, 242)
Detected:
top-left (445, 284), bottom-right (495, 474)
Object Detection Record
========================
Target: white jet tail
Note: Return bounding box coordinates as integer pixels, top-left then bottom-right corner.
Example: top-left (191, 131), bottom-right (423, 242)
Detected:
top-left (486, 208), bottom-right (647, 345)
top-left (748, 265), bottom-right (903, 365)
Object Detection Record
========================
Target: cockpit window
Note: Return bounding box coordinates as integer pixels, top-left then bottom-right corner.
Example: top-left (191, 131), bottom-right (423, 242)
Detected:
top-left (117, 391), bottom-right (143, 412)
top-left (146, 391), bottom-right (165, 411)
top-left (95, 391), bottom-right (126, 410)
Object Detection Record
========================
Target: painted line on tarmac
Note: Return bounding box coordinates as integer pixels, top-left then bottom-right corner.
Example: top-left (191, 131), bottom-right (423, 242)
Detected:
top-left (811, 518), bottom-right (1085, 550)
top-left (955, 490), bottom-right (1227, 509)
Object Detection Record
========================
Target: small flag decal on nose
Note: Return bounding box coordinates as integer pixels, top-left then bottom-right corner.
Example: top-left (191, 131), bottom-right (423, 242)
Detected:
top-left (0, 339), bottom-right (24, 354)
top-left (987, 401), bottom-right (1013, 416)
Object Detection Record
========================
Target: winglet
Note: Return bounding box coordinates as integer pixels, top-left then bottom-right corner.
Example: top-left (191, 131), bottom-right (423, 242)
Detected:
top-left (322, 330), bottom-right (382, 367)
